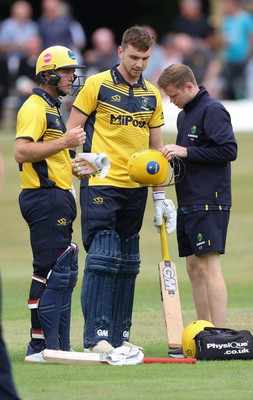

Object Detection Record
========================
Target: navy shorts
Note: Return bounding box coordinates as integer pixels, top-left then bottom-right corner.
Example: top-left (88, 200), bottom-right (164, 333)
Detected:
top-left (80, 186), bottom-right (148, 251)
top-left (177, 210), bottom-right (230, 257)
top-left (19, 188), bottom-right (76, 276)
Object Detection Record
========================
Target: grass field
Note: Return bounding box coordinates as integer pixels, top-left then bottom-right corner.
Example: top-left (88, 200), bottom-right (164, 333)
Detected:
top-left (0, 129), bottom-right (253, 400)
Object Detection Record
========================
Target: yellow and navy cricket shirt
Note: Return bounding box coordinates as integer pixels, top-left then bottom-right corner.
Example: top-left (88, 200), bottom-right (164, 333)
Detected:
top-left (16, 88), bottom-right (72, 190)
top-left (73, 65), bottom-right (165, 188)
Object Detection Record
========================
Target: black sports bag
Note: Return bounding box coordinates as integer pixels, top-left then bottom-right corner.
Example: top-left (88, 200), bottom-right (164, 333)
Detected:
top-left (195, 327), bottom-right (253, 360)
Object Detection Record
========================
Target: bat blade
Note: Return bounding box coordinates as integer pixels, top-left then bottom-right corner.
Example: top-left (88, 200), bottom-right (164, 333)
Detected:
top-left (159, 259), bottom-right (184, 348)
top-left (43, 349), bottom-right (106, 364)
top-left (159, 220), bottom-right (184, 349)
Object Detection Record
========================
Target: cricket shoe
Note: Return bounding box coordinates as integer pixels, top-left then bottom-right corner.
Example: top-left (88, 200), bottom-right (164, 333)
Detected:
top-left (25, 350), bottom-right (48, 363)
top-left (26, 342), bottom-right (46, 355)
top-left (24, 342), bottom-right (47, 363)
top-left (84, 340), bottom-right (114, 354)
top-left (122, 340), bottom-right (144, 352)
top-left (168, 348), bottom-right (184, 359)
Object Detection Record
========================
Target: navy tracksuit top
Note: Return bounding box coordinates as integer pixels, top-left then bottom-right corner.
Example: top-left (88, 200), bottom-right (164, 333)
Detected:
top-left (175, 86), bottom-right (238, 207)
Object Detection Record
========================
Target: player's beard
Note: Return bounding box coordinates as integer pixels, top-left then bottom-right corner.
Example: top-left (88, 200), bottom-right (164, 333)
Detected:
top-left (121, 61), bottom-right (143, 83)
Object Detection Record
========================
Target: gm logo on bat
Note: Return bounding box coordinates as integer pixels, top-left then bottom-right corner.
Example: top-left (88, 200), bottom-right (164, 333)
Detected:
top-left (163, 262), bottom-right (177, 294)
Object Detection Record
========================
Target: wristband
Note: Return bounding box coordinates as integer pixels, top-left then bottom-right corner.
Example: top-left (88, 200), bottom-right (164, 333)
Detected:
top-left (152, 191), bottom-right (165, 201)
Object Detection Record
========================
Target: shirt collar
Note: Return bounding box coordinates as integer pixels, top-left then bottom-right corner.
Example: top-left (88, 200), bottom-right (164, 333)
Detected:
top-left (183, 86), bottom-right (208, 112)
top-left (32, 88), bottom-right (61, 108)
top-left (111, 65), bottom-right (147, 90)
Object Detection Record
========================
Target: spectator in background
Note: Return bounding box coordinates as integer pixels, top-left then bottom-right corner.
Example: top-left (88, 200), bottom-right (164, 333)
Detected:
top-left (38, 0), bottom-right (73, 49)
top-left (140, 25), bottom-right (167, 85)
top-left (60, 1), bottom-right (87, 63)
top-left (159, 33), bottom-right (183, 72)
top-left (0, 56), bottom-right (9, 128)
top-left (0, 1), bottom-right (39, 86)
top-left (15, 35), bottom-right (42, 111)
top-left (38, 0), bottom-right (87, 121)
top-left (220, 0), bottom-right (253, 99)
top-left (83, 27), bottom-right (119, 76)
top-left (172, 33), bottom-right (223, 99)
top-left (170, 0), bottom-right (215, 49)
top-left (38, 0), bottom-right (86, 64)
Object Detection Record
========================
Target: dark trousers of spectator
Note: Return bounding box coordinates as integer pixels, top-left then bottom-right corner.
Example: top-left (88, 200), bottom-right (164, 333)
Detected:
top-left (221, 61), bottom-right (246, 100)
top-left (0, 275), bottom-right (21, 400)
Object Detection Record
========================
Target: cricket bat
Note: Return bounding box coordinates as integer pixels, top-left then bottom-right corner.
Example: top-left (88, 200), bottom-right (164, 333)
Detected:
top-left (43, 349), bottom-right (196, 364)
top-left (158, 219), bottom-right (184, 348)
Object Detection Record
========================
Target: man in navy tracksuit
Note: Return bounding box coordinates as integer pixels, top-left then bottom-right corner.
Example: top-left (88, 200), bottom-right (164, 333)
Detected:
top-left (157, 64), bottom-right (237, 352)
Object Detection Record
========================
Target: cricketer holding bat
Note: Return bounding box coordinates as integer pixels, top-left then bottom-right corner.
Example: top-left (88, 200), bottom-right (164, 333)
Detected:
top-left (67, 26), bottom-right (176, 354)
top-left (157, 63), bottom-right (238, 356)
top-left (14, 45), bottom-right (86, 362)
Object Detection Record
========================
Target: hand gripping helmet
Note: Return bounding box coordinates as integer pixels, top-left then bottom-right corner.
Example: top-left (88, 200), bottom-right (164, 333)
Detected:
top-left (35, 45), bottom-right (85, 95)
top-left (182, 320), bottom-right (214, 358)
top-left (127, 149), bottom-right (168, 186)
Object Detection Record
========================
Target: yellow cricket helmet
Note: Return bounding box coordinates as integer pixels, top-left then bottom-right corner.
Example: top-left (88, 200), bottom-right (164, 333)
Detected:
top-left (182, 320), bottom-right (215, 358)
top-left (36, 45), bottom-right (82, 75)
top-left (35, 45), bottom-right (85, 86)
top-left (127, 149), bottom-right (168, 186)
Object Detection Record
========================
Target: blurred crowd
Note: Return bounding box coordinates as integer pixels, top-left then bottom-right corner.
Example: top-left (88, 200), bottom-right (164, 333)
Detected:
top-left (1, 0), bottom-right (253, 127)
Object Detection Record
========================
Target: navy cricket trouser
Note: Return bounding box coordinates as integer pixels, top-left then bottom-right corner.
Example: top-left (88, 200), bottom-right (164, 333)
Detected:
top-left (19, 187), bottom-right (76, 277)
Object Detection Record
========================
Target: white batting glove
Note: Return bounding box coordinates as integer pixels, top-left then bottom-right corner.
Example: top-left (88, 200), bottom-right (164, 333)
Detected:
top-left (152, 191), bottom-right (176, 234)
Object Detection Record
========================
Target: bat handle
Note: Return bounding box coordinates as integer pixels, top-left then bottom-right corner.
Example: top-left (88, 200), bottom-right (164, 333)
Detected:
top-left (160, 219), bottom-right (170, 260)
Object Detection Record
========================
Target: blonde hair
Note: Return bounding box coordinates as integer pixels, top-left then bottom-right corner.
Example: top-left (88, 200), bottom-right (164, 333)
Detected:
top-left (157, 63), bottom-right (198, 89)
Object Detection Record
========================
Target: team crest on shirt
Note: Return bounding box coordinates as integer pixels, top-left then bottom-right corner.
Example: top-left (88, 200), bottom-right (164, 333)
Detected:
top-left (55, 118), bottom-right (61, 126)
top-left (141, 97), bottom-right (149, 110)
top-left (188, 125), bottom-right (198, 140)
top-left (191, 125), bottom-right (197, 134)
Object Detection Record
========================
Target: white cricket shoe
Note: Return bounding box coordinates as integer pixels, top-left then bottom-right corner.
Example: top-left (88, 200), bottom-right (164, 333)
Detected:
top-left (25, 351), bottom-right (48, 363)
top-left (85, 340), bottom-right (114, 354)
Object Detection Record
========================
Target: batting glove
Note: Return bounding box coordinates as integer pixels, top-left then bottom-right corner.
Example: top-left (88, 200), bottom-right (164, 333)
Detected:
top-left (152, 191), bottom-right (176, 234)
